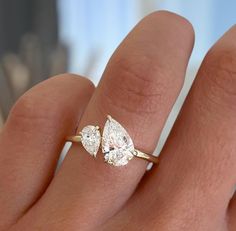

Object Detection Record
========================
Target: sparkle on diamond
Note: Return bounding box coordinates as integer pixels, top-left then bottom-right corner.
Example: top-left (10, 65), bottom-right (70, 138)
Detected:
top-left (102, 116), bottom-right (134, 166)
top-left (81, 125), bottom-right (101, 157)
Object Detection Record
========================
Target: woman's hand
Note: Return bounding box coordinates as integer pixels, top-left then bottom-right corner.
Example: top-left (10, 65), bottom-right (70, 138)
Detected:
top-left (0, 11), bottom-right (236, 231)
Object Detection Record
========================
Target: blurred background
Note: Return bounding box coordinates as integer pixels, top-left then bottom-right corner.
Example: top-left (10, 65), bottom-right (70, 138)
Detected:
top-left (0, 0), bottom-right (235, 151)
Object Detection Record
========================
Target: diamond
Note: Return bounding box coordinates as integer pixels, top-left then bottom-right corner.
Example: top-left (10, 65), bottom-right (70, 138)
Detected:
top-left (80, 125), bottom-right (101, 157)
top-left (102, 115), bottom-right (134, 166)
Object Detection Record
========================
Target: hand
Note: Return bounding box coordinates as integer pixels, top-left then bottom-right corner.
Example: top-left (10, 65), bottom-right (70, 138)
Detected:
top-left (1, 11), bottom-right (236, 231)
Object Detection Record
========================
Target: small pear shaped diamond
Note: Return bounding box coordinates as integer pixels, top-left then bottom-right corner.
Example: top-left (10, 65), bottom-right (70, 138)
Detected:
top-left (81, 125), bottom-right (101, 157)
top-left (102, 115), bottom-right (134, 166)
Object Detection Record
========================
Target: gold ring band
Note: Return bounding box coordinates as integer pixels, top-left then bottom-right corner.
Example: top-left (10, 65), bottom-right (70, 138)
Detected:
top-left (66, 135), bottom-right (159, 164)
top-left (66, 115), bottom-right (158, 167)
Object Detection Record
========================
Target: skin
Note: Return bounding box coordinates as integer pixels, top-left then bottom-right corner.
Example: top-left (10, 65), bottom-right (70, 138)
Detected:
top-left (0, 11), bottom-right (236, 230)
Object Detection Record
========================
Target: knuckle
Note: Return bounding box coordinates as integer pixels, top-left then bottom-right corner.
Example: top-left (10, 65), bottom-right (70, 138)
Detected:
top-left (4, 74), bottom-right (94, 142)
top-left (6, 74), bottom-right (94, 133)
top-left (200, 47), bottom-right (236, 108)
top-left (7, 89), bottom-right (62, 134)
top-left (100, 55), bottom-right (168, 114)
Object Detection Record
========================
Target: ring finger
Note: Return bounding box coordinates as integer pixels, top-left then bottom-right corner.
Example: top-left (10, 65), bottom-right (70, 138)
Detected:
top-left (106, 25), bottom-right (236, 231)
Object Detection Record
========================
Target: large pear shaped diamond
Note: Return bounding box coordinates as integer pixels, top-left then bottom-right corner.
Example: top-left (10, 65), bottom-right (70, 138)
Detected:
top-left (80, 125), bottom-right (101, 157)
top-left (102, 116), bottom-right (134, 166)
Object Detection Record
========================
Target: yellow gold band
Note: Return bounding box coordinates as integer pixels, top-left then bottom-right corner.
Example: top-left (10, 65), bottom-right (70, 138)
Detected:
top-left (66, 135), bottom-right (159, 164)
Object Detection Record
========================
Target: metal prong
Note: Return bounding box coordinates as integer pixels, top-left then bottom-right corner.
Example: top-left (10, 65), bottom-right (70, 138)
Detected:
top-left (107, 115), bottom-right (112, 120)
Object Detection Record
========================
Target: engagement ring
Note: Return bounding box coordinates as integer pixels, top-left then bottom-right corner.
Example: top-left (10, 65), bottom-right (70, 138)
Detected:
top-left (66, 115), bottom-right (158, 167)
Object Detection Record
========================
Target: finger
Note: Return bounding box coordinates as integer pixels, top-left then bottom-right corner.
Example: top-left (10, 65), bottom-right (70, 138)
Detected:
top-left (108, 26), bottom-right (236, 230)
top-left (18, 11), bottom-right (194, 230)
top-left (0, 74), bottom-right (94, 229)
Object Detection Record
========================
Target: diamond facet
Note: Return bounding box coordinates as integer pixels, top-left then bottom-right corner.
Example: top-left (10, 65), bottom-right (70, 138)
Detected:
top-left (102, 116), bottom-right (134, 166)
top-left (80, 125), bottom-right (101, 157)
